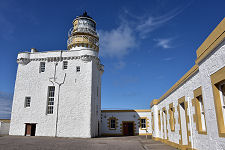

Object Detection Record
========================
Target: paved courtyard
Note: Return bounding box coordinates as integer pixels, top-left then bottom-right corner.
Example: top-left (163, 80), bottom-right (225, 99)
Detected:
top-left (0, 135), bottom-right (177, 150)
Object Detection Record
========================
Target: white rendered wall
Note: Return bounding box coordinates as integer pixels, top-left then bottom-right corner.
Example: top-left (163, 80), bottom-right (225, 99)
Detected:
top-left (152, 40), bottom-right (225, 150)
top-left (196, 40), bottom-right (225, 150)
top-left (10, 49), bottom-right (103, 138)
top-left (101, 111), bottom-right (152, 135)
top-left (90, 60), bottom-right (102, 137)
top-left (154, 68), bottom-right (201, 148)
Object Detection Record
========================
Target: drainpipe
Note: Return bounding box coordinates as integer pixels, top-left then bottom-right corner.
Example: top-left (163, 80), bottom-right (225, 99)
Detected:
top-left (49, 50), bottom-right (66, 137)
top-left (187, 97), bottom-right (194, 149)
top-left (54, 74), bottom-right (66, 137)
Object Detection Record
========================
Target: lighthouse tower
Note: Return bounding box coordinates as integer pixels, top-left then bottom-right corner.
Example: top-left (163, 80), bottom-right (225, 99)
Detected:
top-left (67, 11), bottom-right (99, 56)
top-left (64, 11), bottom-right (104, 137)
top-left (9, 12), bottom-right (103, 138)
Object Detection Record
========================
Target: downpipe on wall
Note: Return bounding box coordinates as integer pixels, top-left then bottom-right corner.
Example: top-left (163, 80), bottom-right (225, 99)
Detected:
top-left (49, 50), bottom-right (66, 137)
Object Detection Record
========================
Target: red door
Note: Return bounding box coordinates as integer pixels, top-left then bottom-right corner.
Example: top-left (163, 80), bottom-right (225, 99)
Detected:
top-left (123, 122), bottom-right (134, 136)
top-left (25, 124), bottom-right (36, 136)
top-left (25, 124), bottom-right (32, 136)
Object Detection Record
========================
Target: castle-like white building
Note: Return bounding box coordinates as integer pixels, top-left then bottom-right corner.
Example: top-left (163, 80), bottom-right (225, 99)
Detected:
top-left (9, 12), bottom-right (152, 138)
top-left (10, 12), bottom-right (104, 138)
top-left (9, 12), bottom-right (225, 150)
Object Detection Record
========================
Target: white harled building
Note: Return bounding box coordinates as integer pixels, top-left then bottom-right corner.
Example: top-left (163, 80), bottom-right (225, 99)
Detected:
top-left (9, 12), bottom-right (225, 150)
top-left (10, 12), bottom-right (104, 138)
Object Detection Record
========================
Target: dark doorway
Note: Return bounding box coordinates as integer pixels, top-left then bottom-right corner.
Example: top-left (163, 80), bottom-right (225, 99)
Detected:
top-left (25, 124), bottom-right (36, 136)
top-left (122, 122), bottom-right (134, 136)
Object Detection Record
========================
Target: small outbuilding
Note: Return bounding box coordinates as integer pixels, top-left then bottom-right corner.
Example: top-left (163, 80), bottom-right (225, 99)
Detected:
top-left (0, 119), bottom-right (10, 135)
top-left (101, 110), bottom-right (152, 136)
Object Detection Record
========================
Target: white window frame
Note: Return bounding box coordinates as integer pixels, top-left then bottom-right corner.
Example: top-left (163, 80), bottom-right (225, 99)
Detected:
top-left (40, 62), bottom-right (45, 72)
top-left (47, 86), bottom-right (55, 114)
top-left (25, 97), bottom-right (31, 108)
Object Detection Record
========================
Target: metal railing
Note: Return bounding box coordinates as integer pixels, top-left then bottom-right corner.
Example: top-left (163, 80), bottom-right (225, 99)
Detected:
top-left (68, 27), bottom-right (97, 37)
top-left (67, 34), bottom-right (99, 46)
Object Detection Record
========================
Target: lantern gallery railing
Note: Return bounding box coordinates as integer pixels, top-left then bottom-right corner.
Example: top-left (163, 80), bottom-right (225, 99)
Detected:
top-left (67, 34), bottom-right (99, 47)
top-left (68, 27), bottom-right (97, 37)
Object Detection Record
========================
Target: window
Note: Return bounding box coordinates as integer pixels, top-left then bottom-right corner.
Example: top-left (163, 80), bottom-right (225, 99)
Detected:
top-left (108, 117), bottom-right (117, 130)
top-left (25, 97), bottom-right (31, 107)
top-left (63, 61), bottom-right (68, 70)
top-left (197, 95), bottom-right (206, 131)
top-left (169, 103), bottom-right (175, 131)
top-left (39, 62), bottom-right (45, 72)
top-left (211, 66), bottom-right (225, 137)
top-left (40, 62), bottom-right (45, 72)
top-left (76, 66), bottom-right (80, 72)
top-left (193, 87), bottom-right (207, 134)
top-left (219, 83), bottom-right (225, 123)
top-left (110, 119), bottom-right (116, 129)
top-left (47, 86), bottom-right (55, 114)
top-left (140, 118), bottom-right (146, 129)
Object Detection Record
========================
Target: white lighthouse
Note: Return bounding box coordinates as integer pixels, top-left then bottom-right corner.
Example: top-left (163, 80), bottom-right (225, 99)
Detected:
top-left (9, 12), bottom-right (104, 138)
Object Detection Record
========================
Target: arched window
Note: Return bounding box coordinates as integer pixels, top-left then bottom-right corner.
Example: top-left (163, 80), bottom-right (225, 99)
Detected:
top-left (108, 117), bottom-right (118, 130)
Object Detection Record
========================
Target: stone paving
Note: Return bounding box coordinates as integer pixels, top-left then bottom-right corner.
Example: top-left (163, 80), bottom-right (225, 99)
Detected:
top-left (0, 135), bottom-right (177, 150)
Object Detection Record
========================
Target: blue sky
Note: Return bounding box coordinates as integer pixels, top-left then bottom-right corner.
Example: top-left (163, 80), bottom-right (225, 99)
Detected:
top-left (0, 0), bottom-right (224, 118)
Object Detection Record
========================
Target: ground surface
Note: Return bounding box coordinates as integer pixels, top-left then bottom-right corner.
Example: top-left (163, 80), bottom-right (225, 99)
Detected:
top-left (0, 135), bottom-right (177, 150)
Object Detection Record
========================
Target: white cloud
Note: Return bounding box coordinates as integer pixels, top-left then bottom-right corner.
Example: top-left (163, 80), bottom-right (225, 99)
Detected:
top-left (163, 57), bottom-right (174, 61)
top-left (99, 24), bottom-right (136, 58)
top-left (98, 4), bottom-right (187, 58)
top-left (154, 38), bottom-right (173, 49)
top-left (98, 4), bottom-right (190, 64)
top-left (136, 8), bottom-right (185, 38)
